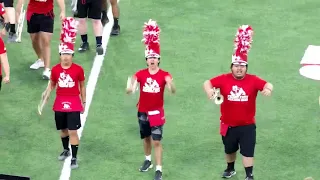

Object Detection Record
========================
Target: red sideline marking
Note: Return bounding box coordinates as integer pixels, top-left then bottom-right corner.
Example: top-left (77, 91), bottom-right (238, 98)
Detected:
top-left (301, 64), bottom-right (320, 66)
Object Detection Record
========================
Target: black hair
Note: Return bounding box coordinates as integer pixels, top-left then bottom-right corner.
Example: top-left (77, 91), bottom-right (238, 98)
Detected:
top-left (145, 57), bottom-right (160, 65)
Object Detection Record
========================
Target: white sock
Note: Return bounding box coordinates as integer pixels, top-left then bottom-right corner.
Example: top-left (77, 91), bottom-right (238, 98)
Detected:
top-left (145, 155), bottom-right (151, 161)
top-left (156, 165), bottom-right (162, 172)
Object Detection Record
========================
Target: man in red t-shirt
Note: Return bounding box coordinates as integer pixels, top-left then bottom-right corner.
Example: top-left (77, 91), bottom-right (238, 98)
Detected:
top-left (42, 18), bottom-right (85, 169)
top-left (0, 36), bottom-right (10, 90)
top-left (126, 19), bottom-right (175, 180)
top-left (16, 0), bottom-right (65, 80)
top-left (203, 25), bottom-right (273, 180)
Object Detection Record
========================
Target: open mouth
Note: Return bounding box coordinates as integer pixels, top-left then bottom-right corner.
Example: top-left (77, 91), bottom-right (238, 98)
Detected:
top-left (150, 62), bottom-right (155, 65)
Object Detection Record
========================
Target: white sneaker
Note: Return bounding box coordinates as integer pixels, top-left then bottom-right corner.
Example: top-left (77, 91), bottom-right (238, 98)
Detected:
top-left (42, 68), bottom-right (51, 80)
top-left (30, 59), bottom-right (44, 70)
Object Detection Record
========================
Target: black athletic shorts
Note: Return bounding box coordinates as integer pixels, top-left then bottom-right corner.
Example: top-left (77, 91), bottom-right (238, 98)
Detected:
top-left (27, 11), bottom-right (54, 34)
top-left (76, 0), bottom-right (102, 19)
top-left (1, 0), bottom-right (14, 7)
top-left (54, 111), bottom-right (81, 130)
top-left (138, 112), bottom-right (163, 141)
top-left (0, 75), bottom-right (2, 91)
top-left (222, 124), bottom-right (256, 157)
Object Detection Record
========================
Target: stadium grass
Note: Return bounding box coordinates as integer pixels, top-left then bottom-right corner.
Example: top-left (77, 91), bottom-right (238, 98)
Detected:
top-left (1, 0), bottom-right (320, 179)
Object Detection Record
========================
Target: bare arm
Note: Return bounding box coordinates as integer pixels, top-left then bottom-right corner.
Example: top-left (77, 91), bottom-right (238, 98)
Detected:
top-left (263, 82), bottom-right (273, 91)
top-left (0, 53), bottom-right (9, 77)
top-left (203, 80), bottom-right (214, 99)
top-left (45, 80), bottom-right (56, 94)
top-left (79, 80), bottom-right (86, 103)
top-left (165, 76), bottom-right (176, 94)
top-left (56, 0), bottom-right (66, 15)
top-left (260, 82), bottom-right (273, 96)
top-left (126, 75), bottom-right (138, 94)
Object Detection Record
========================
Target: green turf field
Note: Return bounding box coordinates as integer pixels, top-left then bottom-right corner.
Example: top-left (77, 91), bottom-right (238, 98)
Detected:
top-left (1, 0), bottom-right (320, 179)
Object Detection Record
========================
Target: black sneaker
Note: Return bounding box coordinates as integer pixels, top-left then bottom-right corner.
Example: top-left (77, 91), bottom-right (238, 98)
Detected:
top-left (139, 160), bottom-right (153, 172)
top-left (78, 42), bottom-right (90, 52)
top-left (70, 158), bottom-right (79, 169)
top-left (245, 176), bottom-right (254, 180)
top-left (7, 32), bottom-right (17, 43)
top-left (96, 45), bottom-right (103, 55)
top-left (111, 25), bottom-right (120, 36)
top-left (222, 169), bottom-right (236, 178)
top-left (101, 12), bottom-right (109, 26)
top-left (58, 149), bottom-right (70, 161)
top-left (73, 10), bottom-right (78, 18)
top-left (154, 170), bottom-right (162, 180)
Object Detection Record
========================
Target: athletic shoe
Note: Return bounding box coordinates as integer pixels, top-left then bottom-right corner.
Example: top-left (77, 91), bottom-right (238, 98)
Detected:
top-left (42, 68), bottom-right (51, 80)
top-left (78, 42), bottom-right (90, 53)
top-left (58, 149), bottom-right (70, 161)
top-left (139, 160), bottom-right (153, 172)
top-left (70, 158), bottom-right (79, 169)
top-left (101, 12), bottom-right (109, 26)
top-left (30, 59), bottom-right (44, 70)
top-left (154, 170), bottom-right (162, 180)
top-left (0, 17), bottom-right (4, 26)
top-left (111, 25), bottom-right (120, 36)
top-left (222, 169), bottom-right (236, 178)
top-left (245, 176), bottom-right (254, 180)
top-left (7, 32), bottom-right (17, 43)
top-left (96, 45), bottom-right (103, 55)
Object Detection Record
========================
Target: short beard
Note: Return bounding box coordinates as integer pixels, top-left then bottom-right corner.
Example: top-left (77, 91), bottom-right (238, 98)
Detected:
top-left (232, 73), bottom-right (245, 79)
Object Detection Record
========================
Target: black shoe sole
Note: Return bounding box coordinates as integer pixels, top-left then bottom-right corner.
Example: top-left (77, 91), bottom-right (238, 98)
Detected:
top-left (96, 47), bottom-right (104, 55)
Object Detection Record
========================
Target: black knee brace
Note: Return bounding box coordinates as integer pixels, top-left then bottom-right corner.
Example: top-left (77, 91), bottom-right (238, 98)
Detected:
top-left (3, 0), bottom-right (13, 7)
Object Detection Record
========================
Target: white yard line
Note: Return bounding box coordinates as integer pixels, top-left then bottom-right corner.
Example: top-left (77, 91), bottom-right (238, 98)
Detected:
top-left (58, 5), bottom-right (117, 180)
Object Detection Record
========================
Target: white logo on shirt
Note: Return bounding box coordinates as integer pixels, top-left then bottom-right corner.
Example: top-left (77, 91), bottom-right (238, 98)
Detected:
top-left (142, 77), bottom-right (160, 93)
top-left (58, 72), bottom-right (75, 88)
top-left (62, 102), bottom-right (71, 109)
top-left (227, 85), bottom-right (248, 102)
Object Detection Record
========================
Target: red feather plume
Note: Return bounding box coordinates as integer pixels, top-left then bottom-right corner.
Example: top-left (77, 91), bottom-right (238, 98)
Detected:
top-left (142, 19), bottom-right (160, 45)
top-left (233, 25), bottom-right (254, 55)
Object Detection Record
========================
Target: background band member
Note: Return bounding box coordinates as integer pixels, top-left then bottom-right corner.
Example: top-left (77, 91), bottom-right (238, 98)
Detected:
top-left (16, 0), bottom-right (65, 80)
top-left (0, 34), bottom-right (10, 90)
top-left (76, 0), bottom-right (104, 55)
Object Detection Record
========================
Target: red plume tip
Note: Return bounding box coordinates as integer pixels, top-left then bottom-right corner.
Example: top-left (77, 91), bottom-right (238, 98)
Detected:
top-left (233, 25), bottom-right (254, 54)
top-left (142, 19), bottom-right (160, 45)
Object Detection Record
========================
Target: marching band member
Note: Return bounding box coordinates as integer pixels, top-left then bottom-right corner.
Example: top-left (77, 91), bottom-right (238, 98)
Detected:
top-left (203, 25), bottom-right (273, 180)
top-left (0, 32), bottom-right (9, 89)
top-left (0, 0), bottom-right (17, 42)
top-left (42, 17), bottom-right (85, 169)
top-left (126, 19), bottom-right (176, 180)
top-left (16, 0), bottom-right (65, 79)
